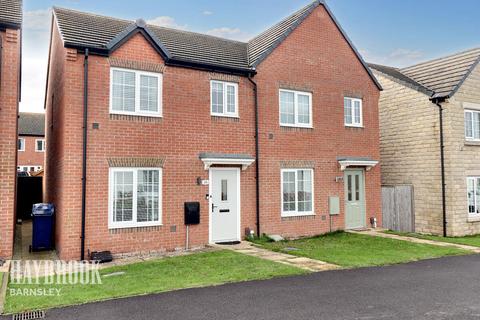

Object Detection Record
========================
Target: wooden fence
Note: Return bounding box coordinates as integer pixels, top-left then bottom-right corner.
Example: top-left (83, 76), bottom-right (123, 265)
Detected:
top-left (382, 185), bottom-right (415, 232)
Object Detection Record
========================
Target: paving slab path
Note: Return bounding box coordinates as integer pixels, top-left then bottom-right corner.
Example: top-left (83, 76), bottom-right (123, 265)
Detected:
top-left (213, 241), bottom-right (340, 272)
top-left (349, 229), bottom-right (480, 253)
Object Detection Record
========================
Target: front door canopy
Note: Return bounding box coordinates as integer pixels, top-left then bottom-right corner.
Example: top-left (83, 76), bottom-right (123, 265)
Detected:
top-left (337, 157), bottom-right (379, 171)
top-left (200, 153), bottom-right (255, 171)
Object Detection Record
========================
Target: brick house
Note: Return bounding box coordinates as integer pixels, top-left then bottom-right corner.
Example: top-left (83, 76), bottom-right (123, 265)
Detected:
top-left (370, 48), bottom-right (480, 236)
top-left (45, 0), bottom-right (382, 260)
top-left (0, 0), bottom-right (22, 259)
top-left (17, 112), bottom-right (46, 173)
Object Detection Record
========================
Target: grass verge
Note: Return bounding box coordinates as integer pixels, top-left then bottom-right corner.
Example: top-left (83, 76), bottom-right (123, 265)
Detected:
top-left (385, 230), bottom-right (480, 247)
top-left (5, 250), bottom-right (306, 314)
top-left (251, 231), bottom-right (469, 268)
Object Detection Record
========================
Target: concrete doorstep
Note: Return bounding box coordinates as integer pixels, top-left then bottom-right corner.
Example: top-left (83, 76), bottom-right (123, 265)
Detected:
top-left (348, 229), bottom-right (480, 253)
top-left (213, 241), bottom-right (340, 272)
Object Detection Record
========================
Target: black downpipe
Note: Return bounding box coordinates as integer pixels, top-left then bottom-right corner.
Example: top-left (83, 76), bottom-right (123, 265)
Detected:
top-left (434, 100), bottom-right (447, 237)
top-left (248, 75), bottom-right (260, 237)
top-left (80, 49), bottom-right (89, 260)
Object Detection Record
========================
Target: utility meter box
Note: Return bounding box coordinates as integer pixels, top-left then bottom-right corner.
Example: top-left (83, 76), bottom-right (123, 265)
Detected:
top-left (184, 202), bottom-right (200, 225)
top-left (329, 196), bottom-right (340, 216)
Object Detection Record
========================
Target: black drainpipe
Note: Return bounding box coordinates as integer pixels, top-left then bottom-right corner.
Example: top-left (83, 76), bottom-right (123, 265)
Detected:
top-left (80, 48), bottom-right (89, 260)
top-left (434, 99), bottom-right (447, 237)
top-left (248, 74), bottom-right (260, 237)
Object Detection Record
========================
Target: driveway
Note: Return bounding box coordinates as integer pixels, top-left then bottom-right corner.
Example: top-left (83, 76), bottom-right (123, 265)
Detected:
top-left (5, 254), bottom-right (480, 320)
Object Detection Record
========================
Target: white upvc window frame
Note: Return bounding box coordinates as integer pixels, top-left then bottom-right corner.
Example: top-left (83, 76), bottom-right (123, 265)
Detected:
top-left (344, 97), bottom-right (363, 127)
top-left (467, 177), bottom-right (480, 217)
top-left (279, 89), bottom-right (313, 128)
top-left (18, 138), bottom-right (25, 152)
top-left (108, 167), bottom-right (163, 229)
top-left (280, 168), bottom-right (315, 217)
top-left (210, 80), bottom-right (239, 118)
top-left (35, 139), bottom-right (45, 152)
top-left (109, 67), bottom-right (163, 118)
top-left (465, 109), bottom-right (480, 141)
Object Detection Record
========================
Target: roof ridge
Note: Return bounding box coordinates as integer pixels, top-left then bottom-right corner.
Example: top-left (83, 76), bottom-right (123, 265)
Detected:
top-left (53, 6), bottom-right (248, 45)
top-left (401, 47), bottom-right (480, 71)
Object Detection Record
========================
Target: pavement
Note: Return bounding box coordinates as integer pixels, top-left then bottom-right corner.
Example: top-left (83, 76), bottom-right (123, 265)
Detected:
top-left (214, 241), bottom-right (340, 271)
top-left (5, 254), bottom-right (480, 320)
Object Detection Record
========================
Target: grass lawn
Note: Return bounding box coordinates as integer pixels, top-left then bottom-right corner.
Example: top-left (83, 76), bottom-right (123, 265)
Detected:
top-left (385, 230), bottom-right (480, 247)
top-left (251, 231), bottom-right (469, 268)
top-left (5, 250), bottom-right (306, 314)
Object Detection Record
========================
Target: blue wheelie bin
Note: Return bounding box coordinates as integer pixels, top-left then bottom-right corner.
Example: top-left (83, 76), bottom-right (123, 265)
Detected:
top-left (30, 203), bottom-right (55, 252)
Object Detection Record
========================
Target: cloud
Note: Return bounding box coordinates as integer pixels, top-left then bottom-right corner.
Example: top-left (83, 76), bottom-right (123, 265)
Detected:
top-left (360, 48), bottom-right (425, 68)
top-left (24, 9), bottom-right (51, 31)
top-left (202, 10), bottom-right (213, 16)
top-left (206, 27), bottom-right (251, 41)
top-left (20, 9), bottom-right (52, 113)
top-left (146, 16), bottom-right (188, 30)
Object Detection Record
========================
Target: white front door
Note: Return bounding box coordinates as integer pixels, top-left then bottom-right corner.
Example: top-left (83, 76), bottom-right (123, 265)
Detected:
top-left (210, 168), bottom-right (240, 243)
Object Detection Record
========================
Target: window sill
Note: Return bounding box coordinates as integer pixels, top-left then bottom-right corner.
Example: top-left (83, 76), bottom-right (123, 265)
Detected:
top-left (110, 111), bottom-right (162, 118)
top-left (465, 140), bottom-right (480, 146)
top-left (280, 124), bottom-right (313, 129)
top-left (467, 216), bottom-right (480, 223)
top-left (109, 223), bottom-right (163, 230)
top-left (281, 212), bottom-right (315, 218)
top-left (211, 114), bottom-right (239, 119)
top-left (345, 125), bottom-right (364, 129)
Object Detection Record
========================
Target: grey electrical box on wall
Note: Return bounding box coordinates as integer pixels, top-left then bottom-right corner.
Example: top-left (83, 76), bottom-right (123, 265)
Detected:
top-left (329, 196), bottom-right (340, 215)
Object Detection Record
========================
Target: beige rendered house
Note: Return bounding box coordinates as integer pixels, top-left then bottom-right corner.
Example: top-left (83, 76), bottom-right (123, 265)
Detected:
top-left (370, 48), bottom-right (480, 237)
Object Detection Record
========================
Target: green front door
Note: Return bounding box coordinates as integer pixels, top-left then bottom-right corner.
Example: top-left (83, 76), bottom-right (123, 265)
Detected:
top-left (345, 169), bottom-right (366, 229)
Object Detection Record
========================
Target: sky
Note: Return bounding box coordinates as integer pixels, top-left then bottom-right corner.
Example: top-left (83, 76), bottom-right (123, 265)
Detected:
top-left (20, 0), bottom-right (480, 113)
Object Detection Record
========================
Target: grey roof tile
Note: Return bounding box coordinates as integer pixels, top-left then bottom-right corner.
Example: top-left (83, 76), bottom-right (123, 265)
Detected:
top-left (0, 0), bottom-right (22, 29)
top-left (18, 112), bottom-right (45, 136)
top-left (53, 7), bottom-right (249, 70)
top-left (401, 48), bottom-right (480, 99)
top-left (369, 63), bottom-right (433, 96)
top-left (52, 0), bottom-right (380, 90)
top-left (248, 1), bottom-right (321, 67)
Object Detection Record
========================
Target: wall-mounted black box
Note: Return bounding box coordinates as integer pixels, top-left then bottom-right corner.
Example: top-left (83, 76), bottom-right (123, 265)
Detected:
top-left (184, 202), bottom-right (200, 225)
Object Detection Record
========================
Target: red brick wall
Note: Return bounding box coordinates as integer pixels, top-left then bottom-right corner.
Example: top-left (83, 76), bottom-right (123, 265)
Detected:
top-left (0, 28), bottom-right (21, 259)
top-left (17, 135), bottom-right (45, 168)
top-left (254, 5), bottom-right (382, 237)
top-left (46, 4), bottom-right (381, 260)
top-left (46, 31), bottom-right (257, 260)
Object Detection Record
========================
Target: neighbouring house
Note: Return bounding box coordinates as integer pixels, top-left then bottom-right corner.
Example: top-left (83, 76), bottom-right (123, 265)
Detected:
top-left (370, 48), bottom-right (480, 236)
top-left (17, 112), bottom-right (46, 174)
top-left (45, 0), bottom-right (382, 260)
top-left (0, 0), bottom-right (22, 259)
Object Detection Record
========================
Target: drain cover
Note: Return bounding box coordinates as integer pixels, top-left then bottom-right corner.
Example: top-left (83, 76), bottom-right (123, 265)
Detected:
top-left (12, 311), bottom-right (45, 320)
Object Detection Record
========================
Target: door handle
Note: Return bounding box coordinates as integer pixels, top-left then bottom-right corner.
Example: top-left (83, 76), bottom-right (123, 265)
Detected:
top-left (211, 203), bottom-right (218, 212)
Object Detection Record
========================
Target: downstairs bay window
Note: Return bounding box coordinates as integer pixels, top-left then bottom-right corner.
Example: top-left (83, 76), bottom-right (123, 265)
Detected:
top-left (281, 169), bottom-right (314, 217)
top-left (467, 177), bottom-right (480, 216)
top-left (109, 168), bottom-right (162, 229)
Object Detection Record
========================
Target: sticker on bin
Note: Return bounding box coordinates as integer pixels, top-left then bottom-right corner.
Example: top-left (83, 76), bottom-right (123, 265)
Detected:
top-left (32, 203), bottom-right (55, 216)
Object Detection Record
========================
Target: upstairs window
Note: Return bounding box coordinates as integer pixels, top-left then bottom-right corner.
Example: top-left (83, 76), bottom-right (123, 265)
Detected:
top-left (210, 80), bottom-right (238, 117)
top-left (465, 110), bottom-right (480, 141)
top-left (18, 138), bottom-right (25, 151)
top-left (35, 139), bottom-right (45, 152)
top-left (110, 68), bottom-right (162, 117)
top-left (344, 97), bottom-right (363, 127)
top-left (467, 177), bottom-right (480, 216)
top-left (279, 89), bottom-right (312, 127)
